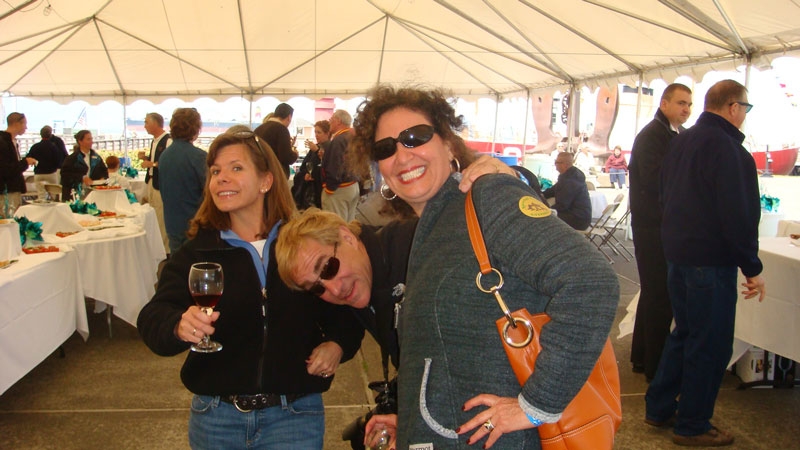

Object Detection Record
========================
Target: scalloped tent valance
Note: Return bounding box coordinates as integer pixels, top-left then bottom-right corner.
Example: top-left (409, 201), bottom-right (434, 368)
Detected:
top-left (2, 0), bottom-right (800, 104)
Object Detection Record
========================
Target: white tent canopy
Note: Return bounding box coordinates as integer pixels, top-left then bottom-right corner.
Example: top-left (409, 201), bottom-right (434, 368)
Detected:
top-left (2, 0), bottom-right (800, 103)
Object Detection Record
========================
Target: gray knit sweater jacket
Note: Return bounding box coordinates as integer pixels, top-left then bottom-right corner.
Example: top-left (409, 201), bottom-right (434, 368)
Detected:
top-left (396, 174), bottom-right (619, 449)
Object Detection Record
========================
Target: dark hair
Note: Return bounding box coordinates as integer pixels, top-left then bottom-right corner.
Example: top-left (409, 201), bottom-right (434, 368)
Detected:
top-left (188, 126), bottom-right (297, 239)
top-left (145, 112), bottom-right (165, 128)
top-left (106, 155), bottom-right (120, 169)
top-left (74, 130), bottom-right (91, 142)
top-left (73, 130), bottom-right (92, 152)
top-left (349, 85), bottom-right (476, 217)
top-left (661, 83), bottom-right (692, 102)
top-left (40, 125), bottom-right (53, 139)
top-left (169, 108), bottom-right (202, 141)
top-left (7, 112), bottom-right (25, 126)
top-left (274, 103), bottom-right (294, 119)
top-left (704, 79), bottom-right (747, 111)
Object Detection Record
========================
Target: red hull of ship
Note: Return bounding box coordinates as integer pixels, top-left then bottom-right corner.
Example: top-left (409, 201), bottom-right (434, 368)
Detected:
top-left (751, 148), bottom-right (798, 175)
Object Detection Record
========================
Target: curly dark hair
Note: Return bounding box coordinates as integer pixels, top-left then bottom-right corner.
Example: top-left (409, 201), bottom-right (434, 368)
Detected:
top-left (169, 108), bottom-right (202, 141)
top-left (348, 85), bottom-right (477, 217)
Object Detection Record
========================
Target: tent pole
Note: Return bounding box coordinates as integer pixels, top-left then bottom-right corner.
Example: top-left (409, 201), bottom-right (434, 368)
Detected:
top-left (248, 94), bottom-right (254, 128)
top-left (122, 95), bottom-right (128, 160)
top-left (566, 84), bottom-right (578, 152)
top-left (491, 94), bottom-right (500, 154)
top-left (522, 89), bottom-right (531, 153)
top-left (635, 73), bottom-right (643, 138)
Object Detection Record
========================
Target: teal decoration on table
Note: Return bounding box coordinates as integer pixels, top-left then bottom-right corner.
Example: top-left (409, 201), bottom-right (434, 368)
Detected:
top-left (760, 194), bottom-right (780, 212)
top-left (69, 199), bottom-right (101, 216)
top-left (14, 216), bottom-right (43, 245)
top-left (539, 177), bottom-right (554, 191)
top-left (124, 189), bottom-right (138, 204)
top-left (123, 166), bottom-right (139, 178)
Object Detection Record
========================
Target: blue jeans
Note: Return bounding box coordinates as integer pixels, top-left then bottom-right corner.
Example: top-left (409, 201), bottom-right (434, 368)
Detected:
top-left (188, 393), bottom-right (324, 449)
top-left (609, 168), bottom-right (626, 188)
top-left (645, 263), bottom-right (738, 436)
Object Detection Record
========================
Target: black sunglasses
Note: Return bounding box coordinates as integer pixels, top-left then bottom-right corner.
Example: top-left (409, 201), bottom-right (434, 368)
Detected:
top-left (730, 101), bottom-right (753, 113)
top-left (308, 242), bottom-right (340, 296)
top-left (372, 124), bottom-right (435, 161)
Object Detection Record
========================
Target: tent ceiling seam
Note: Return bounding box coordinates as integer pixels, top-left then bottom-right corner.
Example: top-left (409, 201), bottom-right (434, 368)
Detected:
top-left (483, 0), bottom-right (572, 82)
top-left (377, 15), bottom-right (389, 85)
top-left (391, 16), bottom-right (560, 78)
top-left (96, 18), bottom-right (244, 93)
top-left (518, 0), bottom-right (640, 72)
top-left (583, 0), bottom-right (736, 53)
top-left (252, 16), bottom-right (384, 94)
top-left (236, 0), bottom-right (253, 93)
top-left (395, 18), bottom-right (524, 93)
top-left (4, 20), bottom-right (89, 94)
top-left (658, 0), bottom-right (744, 53)
top-left (93, 17), bottom-right (125, 95)
top-left (435, 0), bottom-right (567, 79)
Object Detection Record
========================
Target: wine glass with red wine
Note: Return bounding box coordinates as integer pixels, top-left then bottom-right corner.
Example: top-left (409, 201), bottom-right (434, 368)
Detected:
top-left (188, 262), bottom-right (224, 353)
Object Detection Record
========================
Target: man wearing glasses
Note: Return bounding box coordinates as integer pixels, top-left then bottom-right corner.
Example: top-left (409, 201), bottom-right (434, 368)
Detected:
top-left (645, 80), bottom-right (764, 447)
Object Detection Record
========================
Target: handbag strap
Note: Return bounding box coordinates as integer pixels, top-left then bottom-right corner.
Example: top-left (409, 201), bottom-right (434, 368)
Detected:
top-left (465, 189), bottom-right (492, 275)
top-left (465, 189), bottom-right (520, 329)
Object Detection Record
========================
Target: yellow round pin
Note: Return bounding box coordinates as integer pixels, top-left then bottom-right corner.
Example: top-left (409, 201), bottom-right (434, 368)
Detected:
top-left (519, 196), bottom-right (551, 218)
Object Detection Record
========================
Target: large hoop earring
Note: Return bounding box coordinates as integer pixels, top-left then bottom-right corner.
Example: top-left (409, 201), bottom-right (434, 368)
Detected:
top-left (450, 157), bottom-right (461, 173)
top-left (380, 184), bottom-right (397, 201)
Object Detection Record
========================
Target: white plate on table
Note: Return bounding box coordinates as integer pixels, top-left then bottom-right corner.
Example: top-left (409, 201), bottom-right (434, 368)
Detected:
top-left (30, 199), bottom-right (58, 206)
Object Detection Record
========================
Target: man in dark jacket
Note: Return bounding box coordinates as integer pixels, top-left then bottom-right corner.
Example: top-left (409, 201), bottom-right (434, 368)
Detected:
top-left (26, 125), bottom-right (63, 196)
top-left (543, 152), bottom-right (591, 230)
top-left (254, 103), bottom-right (298, 177)
top-left (0, 112), bottom-right (36, 211)
top-left (628, 83), bottom-right (692, 381)
top-left (645, 79), bottom-right (765, 447)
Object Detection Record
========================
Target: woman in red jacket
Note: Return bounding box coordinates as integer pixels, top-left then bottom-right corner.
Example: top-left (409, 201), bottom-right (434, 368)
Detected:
top-left (604, 145), bottom-right (628, 189)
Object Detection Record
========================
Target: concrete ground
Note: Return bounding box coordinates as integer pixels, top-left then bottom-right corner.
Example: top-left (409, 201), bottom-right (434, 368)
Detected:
top-left (1, 233), bottom-right (798, 449)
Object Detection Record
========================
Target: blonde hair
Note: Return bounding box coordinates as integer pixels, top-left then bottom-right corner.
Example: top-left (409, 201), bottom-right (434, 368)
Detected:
top-left (275, 207), bottom-right (361, 290)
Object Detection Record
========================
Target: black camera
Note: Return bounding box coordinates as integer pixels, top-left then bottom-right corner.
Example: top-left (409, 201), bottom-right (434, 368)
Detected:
top-left (342, 378), bottom-right (397, 449)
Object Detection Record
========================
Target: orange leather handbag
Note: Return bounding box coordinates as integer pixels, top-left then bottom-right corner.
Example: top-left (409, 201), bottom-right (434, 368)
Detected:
top-left (465, 190), bottom-right (622, 450)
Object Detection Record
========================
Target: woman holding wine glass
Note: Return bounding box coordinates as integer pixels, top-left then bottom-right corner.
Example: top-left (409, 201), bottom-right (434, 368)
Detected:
top-left (137, 126), bottom-right (364, 449)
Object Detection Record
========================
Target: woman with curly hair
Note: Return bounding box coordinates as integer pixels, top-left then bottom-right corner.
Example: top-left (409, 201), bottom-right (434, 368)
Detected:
top-left (158, 107), bottom-right (208, 254)
top-left (349, 85), bottom-right (618, 449)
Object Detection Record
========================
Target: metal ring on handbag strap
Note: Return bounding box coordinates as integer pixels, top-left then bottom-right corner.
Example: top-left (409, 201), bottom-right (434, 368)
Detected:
top-left (475, 268), bottom-right (516, 327)
top-left (502, 316), bottom-right (534, 348)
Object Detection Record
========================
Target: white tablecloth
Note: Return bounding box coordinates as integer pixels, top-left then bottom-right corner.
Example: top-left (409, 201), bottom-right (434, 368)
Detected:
top-left (0, 250), bottom-right (88, 394)
top-left (0, 220), bottom-right (22, 262)
top-left (590, 191), bottom-right (609, 219)
top-left (759, 211), bottom-right (785, 237)
top-left (777, 220), bottom-right (800, 237)
top-left (7, 204), bottom-right (165, 337)
top-left (129, 179), bottom-right (147, 202)
top-left (85, 189), bottom-right (137, 215)
top-left (70, 230), bottom-right (160, 327)
top-left (14, 203), bottom-right (83, 234)
top-left (731, 236), bottom-right (800, 365)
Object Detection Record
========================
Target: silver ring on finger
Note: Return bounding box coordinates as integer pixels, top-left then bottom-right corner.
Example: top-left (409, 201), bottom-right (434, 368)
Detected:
top-left (483, 420), bottom-right (495, 432)
top-left (192, 328), bottom-right (197, 336)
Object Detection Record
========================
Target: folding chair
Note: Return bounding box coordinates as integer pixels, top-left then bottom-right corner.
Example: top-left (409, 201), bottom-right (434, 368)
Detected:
top-left (599, 204), bottom-right (633, 261)
top-left (582, 202), bottom-right (619, 263)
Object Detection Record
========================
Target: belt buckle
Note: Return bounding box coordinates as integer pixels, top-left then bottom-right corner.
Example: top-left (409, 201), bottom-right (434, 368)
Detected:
top-left (231, 395), bottom-right (253, 413)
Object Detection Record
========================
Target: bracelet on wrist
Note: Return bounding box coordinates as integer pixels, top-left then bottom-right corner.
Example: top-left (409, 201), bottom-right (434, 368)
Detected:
top-left (525, 413), bottom-right (543, 427)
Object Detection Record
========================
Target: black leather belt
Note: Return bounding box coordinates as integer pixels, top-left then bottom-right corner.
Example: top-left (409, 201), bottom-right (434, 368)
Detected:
top-left (221, 393), bottom-right (306, 412)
